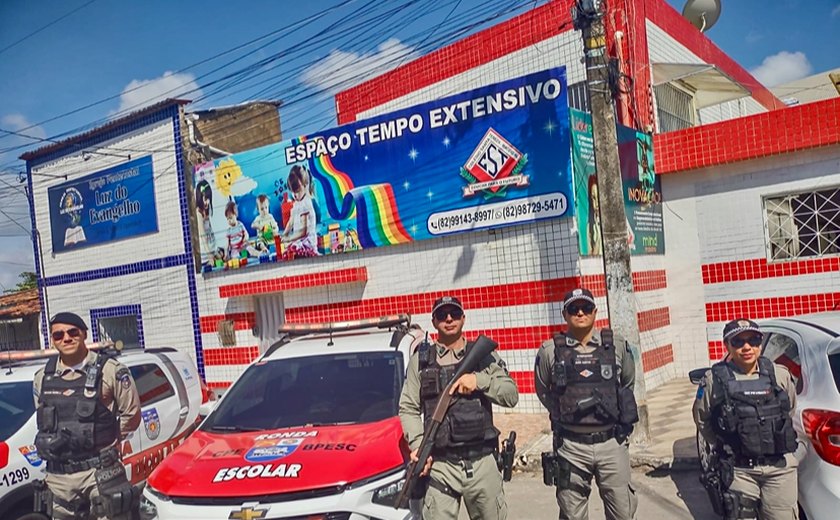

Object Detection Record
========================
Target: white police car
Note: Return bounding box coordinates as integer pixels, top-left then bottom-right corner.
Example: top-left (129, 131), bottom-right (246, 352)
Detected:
top-left (141, 315), bottom-right (419, 520)
top-left (0, 346), bottom-right (210, 520)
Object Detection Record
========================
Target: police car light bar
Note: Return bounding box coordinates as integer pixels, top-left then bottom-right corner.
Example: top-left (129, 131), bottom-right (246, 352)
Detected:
top-left (278, 314), bottom-right (411, 335)
top-left (1, 341), bottom-right (116, 364)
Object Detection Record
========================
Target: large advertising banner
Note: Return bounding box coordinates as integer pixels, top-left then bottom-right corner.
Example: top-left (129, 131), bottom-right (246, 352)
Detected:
top-left (194, 67), bottom-right (573, 272)
top-left (571, 109), bottom-right (664, 255)
top-left (47, 155), bottom-right (159, 253)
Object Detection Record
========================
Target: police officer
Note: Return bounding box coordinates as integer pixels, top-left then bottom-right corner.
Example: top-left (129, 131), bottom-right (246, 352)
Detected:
top-left (535, 288), bottom-right (639, 520)
top-left (398, 296), bottom-right (519, 519)
top-left (32, 312), bottom-right (141, 519)
top-left (693, 319), bottom-right (802, 520)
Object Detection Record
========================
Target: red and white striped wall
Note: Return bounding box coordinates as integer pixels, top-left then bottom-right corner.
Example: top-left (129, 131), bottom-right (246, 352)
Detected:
top-left (659, 98), bottom-right (840, 374)
top-left (195, 216), bottom-right (675, 412)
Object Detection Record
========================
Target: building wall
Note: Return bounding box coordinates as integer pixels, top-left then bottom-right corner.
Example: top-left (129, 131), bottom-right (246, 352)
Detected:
top-left (27, 106), bottom-right (202, 370)
top-left (663, 144), bottom-right (840, 365)
top-left (645, 21), bottom-right (767, 127)
top-left (30, 119), bottom-right (186, 275)
top-left (192, 103), bottom-right (282, 154)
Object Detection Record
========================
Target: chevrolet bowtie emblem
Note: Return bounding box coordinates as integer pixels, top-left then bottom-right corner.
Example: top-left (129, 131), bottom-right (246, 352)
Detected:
top-left (229, 506), bottom-right (268, 520)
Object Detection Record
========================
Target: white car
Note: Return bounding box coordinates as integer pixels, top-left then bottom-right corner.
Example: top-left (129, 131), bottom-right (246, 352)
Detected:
top-left (141, 315), bottom-right (418, 520)
top-left (691, 312), bottom-right (840, 520)
top-left (0, 346), bottom-right (210, 520)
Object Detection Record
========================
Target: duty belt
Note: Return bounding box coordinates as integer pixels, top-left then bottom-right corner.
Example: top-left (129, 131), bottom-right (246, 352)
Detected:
top-left (47, 447), bottom-right (120, 475)
top-left (433, 442), bottom-right (496, 463)
top-left (555, 427), bottom-right (615, 445)
top-left (732, 454), bottom-right (785, 468)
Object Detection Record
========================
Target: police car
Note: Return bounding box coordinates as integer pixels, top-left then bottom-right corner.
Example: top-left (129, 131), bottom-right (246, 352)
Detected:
top-left (0, 345), bottom-right (210, 520)
top-left (140, 315), bottom-right (418, 520)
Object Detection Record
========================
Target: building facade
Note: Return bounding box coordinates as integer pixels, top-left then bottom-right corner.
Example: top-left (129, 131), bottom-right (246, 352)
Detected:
top-left (21, 0), bottom-right (840, 414)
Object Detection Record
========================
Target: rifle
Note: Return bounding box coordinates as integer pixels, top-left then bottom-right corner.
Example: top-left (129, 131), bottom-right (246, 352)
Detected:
top-left (394, 335), bottom-right (498, 509)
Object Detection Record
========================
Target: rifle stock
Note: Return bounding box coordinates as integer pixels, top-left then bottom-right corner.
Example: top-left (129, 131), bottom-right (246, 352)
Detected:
top-left (394, 335), bottom-right (498, 509)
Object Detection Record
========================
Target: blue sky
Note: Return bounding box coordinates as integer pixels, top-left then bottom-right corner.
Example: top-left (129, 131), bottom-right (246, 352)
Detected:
top-left (0, 0), bottom-right (838, 290)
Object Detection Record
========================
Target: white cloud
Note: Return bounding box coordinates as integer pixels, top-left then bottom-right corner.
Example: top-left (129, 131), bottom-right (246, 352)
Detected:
top-left (750, 51), bottom-right (813, 87)
top-left (114, 71), bottom-right (202, 115)
top-left (832, 4), bottom-right (840, 17)
top-left (301, 38), bottom-right (418, 96)
top-left (2, 114), bottom-right (47, 140)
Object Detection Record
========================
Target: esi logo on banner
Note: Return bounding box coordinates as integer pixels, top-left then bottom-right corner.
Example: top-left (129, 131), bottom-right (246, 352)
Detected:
top-left (47, 155), bottom-right (159, 253)
top-left (193, 67), bottom-right (574, 273)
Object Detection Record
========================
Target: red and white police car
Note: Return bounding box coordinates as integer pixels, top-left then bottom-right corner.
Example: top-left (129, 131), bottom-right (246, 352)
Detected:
top-left (0, 345), bottom-right (210, 520)
top-left (140, 316), bottom-right (418, 520)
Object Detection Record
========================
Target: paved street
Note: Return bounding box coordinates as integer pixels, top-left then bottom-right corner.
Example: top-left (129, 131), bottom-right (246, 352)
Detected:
top-left (459, 467), bottom-right (716, 519)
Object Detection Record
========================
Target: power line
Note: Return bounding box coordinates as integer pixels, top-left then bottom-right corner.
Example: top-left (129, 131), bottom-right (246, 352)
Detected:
top-left (0, 0), bottom-right (99, 56)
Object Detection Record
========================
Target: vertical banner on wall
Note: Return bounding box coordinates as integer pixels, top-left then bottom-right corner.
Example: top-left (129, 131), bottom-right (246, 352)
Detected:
top-left (47, 155), bottom-right (159, 253)
top-left (571, 108), bottom-right (664, 255)
top-left (194, 67), bottom-right (574, 273)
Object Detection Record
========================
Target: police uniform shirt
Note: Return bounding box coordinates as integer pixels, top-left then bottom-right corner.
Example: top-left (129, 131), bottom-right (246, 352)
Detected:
top-left (693, 359), bottom-right (804, 457)
top-left (398, 338), bottom-right (519, 451)
top-left (534, 329), bottom-right (636, 434)
top-left (33, 350), bottom-right (142, 441)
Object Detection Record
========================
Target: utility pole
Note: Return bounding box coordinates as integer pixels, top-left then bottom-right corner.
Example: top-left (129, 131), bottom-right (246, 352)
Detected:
top-left (573, 0), bottom-right (650, 446)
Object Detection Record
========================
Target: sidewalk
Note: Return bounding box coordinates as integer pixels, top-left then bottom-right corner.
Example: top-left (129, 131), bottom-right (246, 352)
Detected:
top-left (495, 377), bottom-right (700, 474)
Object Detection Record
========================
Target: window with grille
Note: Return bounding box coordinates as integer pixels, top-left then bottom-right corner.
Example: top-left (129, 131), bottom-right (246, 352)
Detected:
top-left (568, 81), bottom-right (589, 112)
top-left (654, 83), bottom-right (695, 132)
top-left (763, 188), bottom-right (840, 261)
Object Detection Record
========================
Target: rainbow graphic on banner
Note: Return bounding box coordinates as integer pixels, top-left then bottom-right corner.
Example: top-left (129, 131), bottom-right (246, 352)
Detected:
top-left (301, 138), bottom-right (412, 248)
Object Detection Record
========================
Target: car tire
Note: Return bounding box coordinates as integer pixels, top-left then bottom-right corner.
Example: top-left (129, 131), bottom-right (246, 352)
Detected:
top-left (11, 512), bottom-right (48, 520)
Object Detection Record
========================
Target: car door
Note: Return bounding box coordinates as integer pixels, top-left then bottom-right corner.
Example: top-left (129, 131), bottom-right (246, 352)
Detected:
top-left (129, 361), bottom-right (179, 453)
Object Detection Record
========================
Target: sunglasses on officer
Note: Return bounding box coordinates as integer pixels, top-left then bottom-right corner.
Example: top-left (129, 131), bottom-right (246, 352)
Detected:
top-left (728, 334), bottom-right (763, 348)
top-left (433, 307), bottom-right (464, 321)
top-left (51, 328), bottom-right (83, 341)
top-left (565, 302), bottom-right (596, 316)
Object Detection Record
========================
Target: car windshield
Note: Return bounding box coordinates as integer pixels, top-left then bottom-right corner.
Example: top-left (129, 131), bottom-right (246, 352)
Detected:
top-left (0, 381), bottom-right (36, 441)
top-left (202, 351), bottom-right (404, 432)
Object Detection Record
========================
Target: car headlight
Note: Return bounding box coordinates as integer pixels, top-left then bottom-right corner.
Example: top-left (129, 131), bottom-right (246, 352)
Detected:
top-left (371, 477), bottom-right (405, 507)
top-left (139, 483), bottom-right (169, 520)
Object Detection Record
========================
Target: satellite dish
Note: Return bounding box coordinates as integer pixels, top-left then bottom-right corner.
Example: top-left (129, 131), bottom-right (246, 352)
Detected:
top-left (682, 0), bottom-right (721, 32)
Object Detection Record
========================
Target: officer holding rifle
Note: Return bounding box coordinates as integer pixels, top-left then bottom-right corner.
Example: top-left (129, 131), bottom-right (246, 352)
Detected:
top-left (398, 296), bottom-right (519, 519)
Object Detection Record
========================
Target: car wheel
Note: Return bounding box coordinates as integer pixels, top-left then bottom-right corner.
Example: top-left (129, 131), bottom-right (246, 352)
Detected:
top-left (696, 430), bottom-right (713, 472)
top-left (11, 512), bottom-right (49, 520)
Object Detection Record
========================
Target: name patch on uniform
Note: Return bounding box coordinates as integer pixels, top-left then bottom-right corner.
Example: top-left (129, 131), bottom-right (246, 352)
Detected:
top-left (212, 463), bottom-right (302, 482)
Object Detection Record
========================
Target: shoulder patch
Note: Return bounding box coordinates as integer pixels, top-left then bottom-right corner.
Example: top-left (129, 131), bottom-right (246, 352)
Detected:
top-left (116, 367), bottom-right (132, 389)
top-left (695, 385), bottom-right (705, 400)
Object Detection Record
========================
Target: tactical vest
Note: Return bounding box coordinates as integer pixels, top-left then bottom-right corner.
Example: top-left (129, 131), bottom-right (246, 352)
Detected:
top-left (34, 354), bottom-right (119, 464)
top-left (550, 329), bottom-right (638, 427)
top-left (418, 341), bottom-right (498, 454)
top-left (710, 357), bottom-right (797, 459)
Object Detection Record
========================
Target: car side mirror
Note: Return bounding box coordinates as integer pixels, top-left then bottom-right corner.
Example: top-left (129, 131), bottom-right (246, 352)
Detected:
top-left (688, 368), bottom-right (709, 385)
top-left (199, 400), bottom-right (219, 418)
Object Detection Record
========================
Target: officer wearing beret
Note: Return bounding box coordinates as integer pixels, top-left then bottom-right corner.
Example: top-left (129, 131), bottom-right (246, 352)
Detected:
top-left (535, 288), bottom-right (639, 520)
top-left (32, 312), bottom-right (141, 519)
top-left (399, 296), bottom-right (519, 519)
top-left (693, 319), bottom-right (803, 520)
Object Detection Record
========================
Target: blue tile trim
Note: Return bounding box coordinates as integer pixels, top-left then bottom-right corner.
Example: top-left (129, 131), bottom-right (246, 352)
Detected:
top-left (171, 110), bottom-right (206, 379)
top-left (90, 304), bottom-right (145, 349)
top-left (27, 163), bottom-right (49, 349)
top-left (41, 254), bottom-right (191, 287)
top-left (25, 105), bottom-right (178, 168)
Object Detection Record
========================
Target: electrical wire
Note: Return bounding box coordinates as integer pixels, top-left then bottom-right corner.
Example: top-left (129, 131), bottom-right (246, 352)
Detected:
top-left (0, 0), bottom-right (99, 56)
